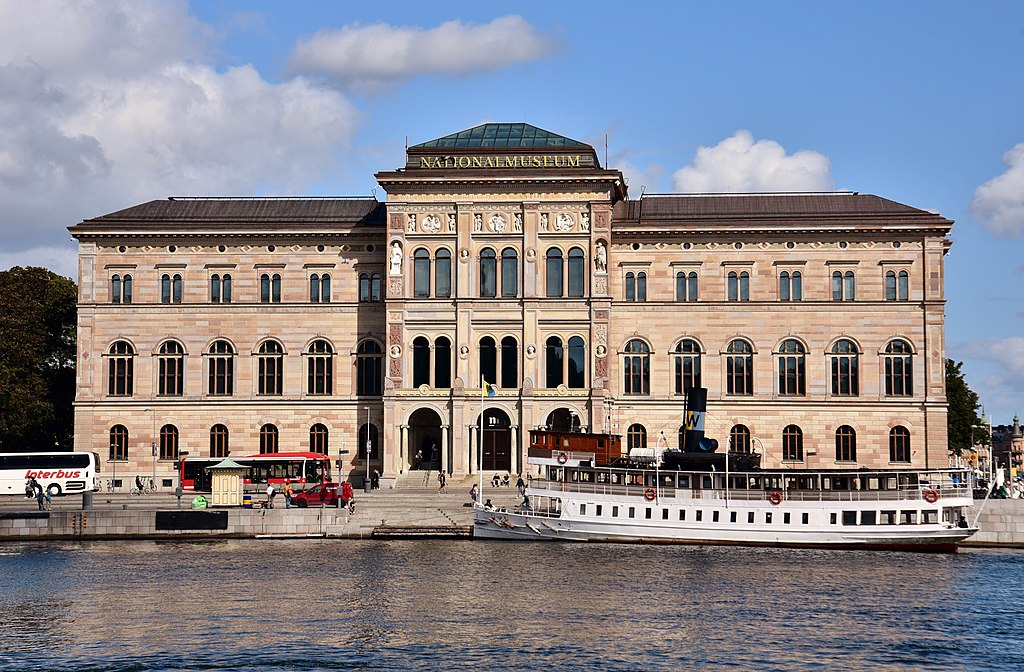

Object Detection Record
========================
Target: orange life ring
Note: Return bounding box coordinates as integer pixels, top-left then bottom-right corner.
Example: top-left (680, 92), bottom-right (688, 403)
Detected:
top-left (768, 491), bottom-right (783, 505)
top-left (557, 452), bottom-right (568, 465)
top-left (923, 489), bottom-right (939, 504)
top-left (643, 487), bottom-right (657, 501)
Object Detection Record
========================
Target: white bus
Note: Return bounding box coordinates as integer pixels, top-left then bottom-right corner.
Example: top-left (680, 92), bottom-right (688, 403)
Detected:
top-left (0, 452), bottom-right (100, 497)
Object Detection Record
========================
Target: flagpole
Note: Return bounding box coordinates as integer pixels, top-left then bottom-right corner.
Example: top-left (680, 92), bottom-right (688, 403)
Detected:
top-left (479, 376), bottom-right (485, 507)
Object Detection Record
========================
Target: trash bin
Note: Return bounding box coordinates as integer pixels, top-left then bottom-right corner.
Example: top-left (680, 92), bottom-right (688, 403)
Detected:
top-left (364, 479), bottom-right (372, 494)
top-left (242, 494), bottom-right (253, 509)
top-left (82, 491), bottom-right (93, 510)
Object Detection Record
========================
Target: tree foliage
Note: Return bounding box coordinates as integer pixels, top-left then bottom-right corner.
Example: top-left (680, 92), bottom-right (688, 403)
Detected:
top-left (946, 358), bottom-right (987, 456)
top-left (0, 267), bottom-right (77, 452)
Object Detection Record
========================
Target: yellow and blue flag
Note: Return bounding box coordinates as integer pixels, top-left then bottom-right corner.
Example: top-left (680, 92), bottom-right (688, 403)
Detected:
top-left (483, 380), bottom-right (497, 397)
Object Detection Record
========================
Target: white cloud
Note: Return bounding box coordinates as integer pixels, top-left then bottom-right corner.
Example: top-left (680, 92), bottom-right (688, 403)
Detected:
top-left (954, 337), bottom-right (1024, 418)
top-left (970, 143), bottom-right (1024, 239)
top-left (0, 0), bottom-right (358, 261)
top-left (290, 15), bottom-right (557, 88)
top-left (671, 130), bottom-right (833, 193)
top-left (615, 160), bottom-right (665, 197)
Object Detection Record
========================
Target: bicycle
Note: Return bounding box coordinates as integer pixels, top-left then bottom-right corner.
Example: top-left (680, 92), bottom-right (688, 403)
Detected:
top-left (145, 478), bottom-right (157, 494)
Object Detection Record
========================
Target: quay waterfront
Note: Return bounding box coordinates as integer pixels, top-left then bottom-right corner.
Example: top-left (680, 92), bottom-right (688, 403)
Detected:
top-left (2, 483), bottom-right (1023, 547)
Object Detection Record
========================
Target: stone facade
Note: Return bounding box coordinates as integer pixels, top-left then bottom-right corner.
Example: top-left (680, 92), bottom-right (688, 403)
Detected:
top-left (69, 124), bottom-right (953, 487)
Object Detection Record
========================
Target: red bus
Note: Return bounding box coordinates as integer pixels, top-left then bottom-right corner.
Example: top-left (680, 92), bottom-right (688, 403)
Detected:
top-left (179, 452), bottom-right (332, 492)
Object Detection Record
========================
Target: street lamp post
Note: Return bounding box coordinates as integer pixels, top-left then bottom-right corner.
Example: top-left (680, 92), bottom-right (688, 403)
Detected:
top-left (149, 408), bottom-right (156, 491)
top-left (364, 406), bottom-right (371, 487)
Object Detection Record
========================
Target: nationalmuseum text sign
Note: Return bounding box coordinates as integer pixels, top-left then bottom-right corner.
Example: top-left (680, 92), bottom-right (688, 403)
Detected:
top-left (415, 154), bottom-right (593, 169)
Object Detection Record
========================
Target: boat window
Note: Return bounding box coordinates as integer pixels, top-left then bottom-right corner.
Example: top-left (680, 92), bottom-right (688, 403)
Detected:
top-left (696, 510), bottom-right (703, 522)
top-left (802, 513), bottom-right (809, 525)
top-left (765, 512), bottom-right (773, 524)
top-left (596, 505), bottom-right (603, 516)
top-left (861, 511), bottom-right (877, 525)
top-left (712, 511), bottom-right (720, 522)
top-left (745, 512), bottom-right (752, 523)
top-left (645, 508), bottom-right (652, 519)
top-left (701, 476), bottom-right (713, 489)
top-left (886, 477), bottom-right (897, 490)
top-left (900, 510), bottom-right (918, 525)
top-left (731, 511), bottom-right (738, 523)
top-left (628, 507), bottom-right (635, 518)
top-left (799, 476), bottom-right (817, 490)
top-left (679, 509), bottom-right (686, 521)
top-left (830, 513), bottom-right (837, 524)
top-left (678, 475), bottom-right (690, 488)
top-left (579, 504), bottom-right (586, 515)
top-left (748, 476), bottom-right (762, 489)
top-left (842, 511), bottom-right (857, 525)
top-left (822, 479), bottom-right (832, 491)
top-left (881, 510), bottom-right (897, 525)
top-left (923, 510), bottom-right (938, 525)
top-left (662, 509), bottom-right (669, 520)
top-left (612, 506), bottom-right (619, 518)
top-left (866, 477), bottom-right (880, 490)
top-left (784, 512), bottom-right (791, 524)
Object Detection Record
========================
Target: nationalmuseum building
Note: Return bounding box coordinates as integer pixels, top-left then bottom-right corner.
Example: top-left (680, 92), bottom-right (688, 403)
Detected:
top-left (69, 123), bottom-right (954, 488)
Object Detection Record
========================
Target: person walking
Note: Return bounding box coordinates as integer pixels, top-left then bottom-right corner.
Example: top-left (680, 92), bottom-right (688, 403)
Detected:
top-left (266, 483), bottom-right (276, 508)
top-left (34, 481), bottom-right (45, 511)
top-left (437, 471), bottom-right (448, 494)
top-left (469, 483), bottom-right (479, 505)
top-left (371, 469), bottom-right (380, 490)
top-left (284, 482), bottom-right (293, 509)
top-left (516, 474), bottom-right (526, 498)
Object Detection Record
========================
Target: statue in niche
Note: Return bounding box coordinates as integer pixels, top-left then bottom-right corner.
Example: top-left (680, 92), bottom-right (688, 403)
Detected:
top-left (488, 213), bottom-right (507, 233)
top-left (407, 214), bottom-right (417, 232)
top-left (422, 214), bottom-right (441, 233)
top-left (448, 213), bottom-right (456, 231)
top-left (555, 212), bottom-right (574, 231)
top-left (514, 213), bottom-right (523, 232)
top-left (581, 213), bottom-right (590, 231)
top-left (474, 213), bottom-right (483, 232)
top-left (540, 213), bottom-right (549, 231)
top-left (389, 242), bottom-right (403, 275)
top-left (595, 241), bottom-right (607, 273)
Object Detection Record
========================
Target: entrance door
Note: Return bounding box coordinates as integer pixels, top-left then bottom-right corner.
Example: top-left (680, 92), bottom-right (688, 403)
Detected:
top-left (480, 409), bottom-right (512, 472)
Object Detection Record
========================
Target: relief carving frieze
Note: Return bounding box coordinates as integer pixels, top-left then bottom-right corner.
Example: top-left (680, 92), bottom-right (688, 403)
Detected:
top-left (596, 356), bottom-right (608, 379)
top-left (389, 214), bottom-right (404, 231)
top-left (388, 324), bottom-right (403, 345)
top-left (389, 357), bottom-right (402, 378)
top-left (388, 276), bottom-right (403, 297)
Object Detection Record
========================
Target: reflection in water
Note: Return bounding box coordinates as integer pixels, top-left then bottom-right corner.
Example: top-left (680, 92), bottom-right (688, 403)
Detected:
top-left (0, 540), bottom-right (1022, 671)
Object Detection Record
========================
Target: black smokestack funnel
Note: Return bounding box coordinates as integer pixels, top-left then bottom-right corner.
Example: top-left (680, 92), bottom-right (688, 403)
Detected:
top-left (682, 387), bottom-right (708, 453)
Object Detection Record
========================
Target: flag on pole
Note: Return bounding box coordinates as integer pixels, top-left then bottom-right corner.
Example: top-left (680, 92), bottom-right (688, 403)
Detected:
top-left (483, 380), bottom-right (497, 397)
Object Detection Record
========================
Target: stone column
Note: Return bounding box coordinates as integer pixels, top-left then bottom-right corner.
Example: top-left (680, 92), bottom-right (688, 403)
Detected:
top-left (468, 425), bottom-right (477, 474)
top-left (400, 425), bottom-right (409, 474)
top-left (511, 424), bottom-right (520, 475)
top-left (441, 425), bottom-right (450, 474)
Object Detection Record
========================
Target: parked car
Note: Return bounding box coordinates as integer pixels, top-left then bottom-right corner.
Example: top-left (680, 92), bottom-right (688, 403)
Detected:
top-left (292, 482), bottom-right (338, 507)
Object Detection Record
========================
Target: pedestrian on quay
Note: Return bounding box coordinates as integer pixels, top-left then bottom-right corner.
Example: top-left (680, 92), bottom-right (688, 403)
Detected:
top-left (340, 481), bottom-right (354, 510)
top-left (371, 469), bottom-right (381, 490)
top-left (44, 489), bottom-right (52, 511)
top-left (516, 474), bottom-right (525, 497)
top-left (135, 475), bottom-right (144, 493)
top-left (266, 483), bottom-right (276, 508)
top-left (438, 471), bottom-right (448, 494)
top-left (175, 483), bottom-right (183, 508)
top-left (284, 482), bottom-right (293, 509)
top-left (415, 449), bottom-right (423, 470)
top-left (469, 483), bottom-right (479, 505)
top-left (34, 481), bottom-right (45, 511)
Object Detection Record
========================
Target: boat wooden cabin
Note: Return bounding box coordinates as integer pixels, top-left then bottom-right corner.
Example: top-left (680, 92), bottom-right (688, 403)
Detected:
top-left (527, 429), bottom-right (623, 467)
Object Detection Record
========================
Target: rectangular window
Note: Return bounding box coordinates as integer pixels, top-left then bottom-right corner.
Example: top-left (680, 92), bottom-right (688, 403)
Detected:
top-left (712, 511), bottom-right (720, 523)
top-left (881, 511), bottom-right (896, 525)
top-left (842, 511), bottom-right (857, 526)
top-left (861, 511), bottom-right (877, 525)
top-left (923, 510), bottom-right (938, 525)
top-left (802, 513), bottom-right (809, 525)
top-left (612, 506), bottom-right (619, 518)
top-left (900, 510), bottom-right (917, 524)
top-left (662, 509), bottom-right (669, 520)
top-left (679, 509), bottom-right (686, 521)
top-left (595, 505), bottom-right (602, 516)
top-left (628, 507), bottom-right (635, 519)
top-left (579, 504), bottom-right (586, 516)
top-left (784, 512), bottom-right (791, 524)
top-left (645, 508), bottom-right (652, 520)
top-left (830, 512), bottom-right (837, 525)
top-left (696, 510), bottom-right (702, 522)
top-left (765, 512), bottom-right (773, 524)
top-left (731, 511), bottom-right (738, 523)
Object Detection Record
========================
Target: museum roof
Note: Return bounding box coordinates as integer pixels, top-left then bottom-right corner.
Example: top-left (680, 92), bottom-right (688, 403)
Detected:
top-left (410, 123), bottom-right (588, 149)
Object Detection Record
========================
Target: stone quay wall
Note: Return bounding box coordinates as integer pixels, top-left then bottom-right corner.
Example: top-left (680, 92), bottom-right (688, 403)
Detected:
top-left (963, 499), bottom-right (1024, 547)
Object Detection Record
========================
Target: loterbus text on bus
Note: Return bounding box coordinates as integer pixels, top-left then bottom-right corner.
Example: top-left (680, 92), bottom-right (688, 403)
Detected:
top-left (0, 452), bottom-right (100, 497)
top-left (179, 452), bottom-right (332, 492)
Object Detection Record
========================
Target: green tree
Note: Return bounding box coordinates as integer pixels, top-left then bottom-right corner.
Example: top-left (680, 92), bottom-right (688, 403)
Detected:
top-left (0, 266), bottom-right (77, 452)
top-left (946, 358), bottom-right (987, 456)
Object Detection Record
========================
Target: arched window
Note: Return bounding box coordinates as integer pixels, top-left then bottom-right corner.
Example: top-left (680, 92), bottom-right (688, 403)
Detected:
top-left (545, 336), bottom-right (564, 388)
top-left (627, 423), bottom-right (647, 451)
top-left (889, 426), bottom-right (911, 463)
top-left (830, 339), bottom-right (859, 396)
top-left (836, 425), bottom-right (856, 462)
top-left (567, 247), bottom-right (585, 297)
top-left (626, 271), bottom-right (647, 302)
top-left (676, 271), bottom-right (698, 302)
top-left (434, 336), bottom-right (452, 389)
top-left (500, 336), bottom-right (518, 389)
top-left (412, 336), bottom-right (430, 387)
top-left (359, 273), bottom-right (370, 302)
top-left (568, 336), bottom-right (585, 389)
top-left (886, 270), bottom-right (910, 301)
top-left (884, 339), bottom-right (913, 396)
top-left (414, 249), bottom-right (431, 298)
top-left (157, 341), bottom-right (184, 396)
top-left (257, 341), bottom-right (284, 396)
top-left (109, 425), bottom-right (129, 461)
top-left (358, 423), bottom-right (379, 460)
top-left (112, 274), bottom-right (121, 304)
top-left (356, 341), bottom-right (382, 396)
top-left (208, 340), bottom-right (234, 396)
top-left (725, 339), bottom-right (753, 396)
top-left (435, 249), bottom-right (451, 298)
top-left (833, 270), bottom-right (855, 301)
top-left (777, 339), bottom-right (806, 396)
top-left (211, 273), bottom-right (231, 303)
top-left (309, 273), bottom-right (330, 302)
top-left (112, 274), bottom-right (133, 304)
top-left (730, 424), bottom-right (751, 454)
top-left (260, 424), bottom-right (279, 454)
top-left (107, 340), bottom-right (135, 396)
top-left (501, 248), bottom-right (518, 298)
top-left (779, 271), bottom-right (802, 301)
top-left (210, 424), bottom-right (229, 458)
top-left (625, 272), bottom-right (635, 301)
top-left (307, 339), bottom-right (334, 395)
top-left (546, 248), bottom-right (563, 297)
top-left (783, 425), bottom-right (803, 461)
top-left (728, 271), bottom-right (749, 301)
top-left (623, 339), bottom-right (650, 396)
top-left (161, 273), bottom-right (183, 304)
top-left (310, 423), bottom-right (329, 455)
top-left (480, 336), bottom-right (497, 387)
top-left (480, 248), bottom-right (497, 297)
top-left (260, 273), bottom-right (281, 303)
top-left (371, 273), bottom-right (382, 301)
top-left (673, 339), bottom-right (701, 395)
top-left (159, 424), bottom-right (178, 460)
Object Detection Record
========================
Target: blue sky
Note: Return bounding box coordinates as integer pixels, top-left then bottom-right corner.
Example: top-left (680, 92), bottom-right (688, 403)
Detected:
top-left (1, 1), bottom-right (1022, 423)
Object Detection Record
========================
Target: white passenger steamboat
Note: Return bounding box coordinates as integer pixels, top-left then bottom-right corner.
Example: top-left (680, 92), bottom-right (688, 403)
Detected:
top-left (474, 392), bottom-right (978, 552)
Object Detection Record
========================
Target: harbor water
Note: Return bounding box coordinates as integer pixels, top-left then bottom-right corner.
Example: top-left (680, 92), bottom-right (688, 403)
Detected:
top-left (1, 540), bottom-right (1023, 671)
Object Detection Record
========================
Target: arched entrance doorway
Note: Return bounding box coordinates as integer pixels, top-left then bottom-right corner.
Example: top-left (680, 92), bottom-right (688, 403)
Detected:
top-left (408, 408), bottom-right (442, 471)
top-left (546, 407), bottom-right (581, 432)
top-left (479, 408), bottom-right (512, 472)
